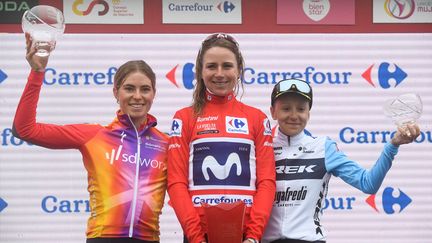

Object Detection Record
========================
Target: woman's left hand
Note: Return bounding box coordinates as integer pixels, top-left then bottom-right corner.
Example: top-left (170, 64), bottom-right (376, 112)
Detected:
top-left (391, 123), bottom-right (420, 146)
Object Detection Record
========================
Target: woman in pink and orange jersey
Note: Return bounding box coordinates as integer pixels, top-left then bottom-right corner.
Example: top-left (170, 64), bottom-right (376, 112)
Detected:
top-left (13, 33), bottom-right (168, 243)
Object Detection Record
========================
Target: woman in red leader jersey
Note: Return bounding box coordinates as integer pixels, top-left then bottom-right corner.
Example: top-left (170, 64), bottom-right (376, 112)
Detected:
top-left (167, 33), bottom-right (276, 243)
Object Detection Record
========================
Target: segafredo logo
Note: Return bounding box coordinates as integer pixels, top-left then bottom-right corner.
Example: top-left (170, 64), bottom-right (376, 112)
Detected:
top-left (365, 187), bottom-right (412, 214)
top-left (362, 62), bottom-right (407, 89)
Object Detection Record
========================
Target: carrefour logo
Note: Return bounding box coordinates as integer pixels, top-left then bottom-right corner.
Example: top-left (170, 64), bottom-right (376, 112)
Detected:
top-left (166, 63), bottom-right (195, 89)
top-left (166, 64), bottom-right (352, 89)
top-left (0, 69), bottom-right (7, 85)
top-left (384, 0), bottom-right (415, 19)
top-left (339, 126), bottom-right (431, 144)
top-left (42, 67), bottom-right (116, 85)
top-left (366, 187), bottom-right (412, 214)
top-left (362, 62), bottom-right (407, 89)
top-left (72, 0), bottom-right (109, 16)
top-left (218, 1), bottom-right (236, 13)
top-left (167, 1), bottom-right (235, 13)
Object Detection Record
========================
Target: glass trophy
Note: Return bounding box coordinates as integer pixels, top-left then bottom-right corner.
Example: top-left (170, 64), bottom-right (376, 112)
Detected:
top-left (202, 201), bottom-right (246, 243)
top-left (383, 93), bottom-right (422, 126)
top-left (22, 5), bottom-right (65, 57)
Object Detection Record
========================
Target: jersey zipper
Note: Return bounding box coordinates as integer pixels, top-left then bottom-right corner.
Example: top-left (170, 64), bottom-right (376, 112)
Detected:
top-left (128, 115), bottom-right (141, 238)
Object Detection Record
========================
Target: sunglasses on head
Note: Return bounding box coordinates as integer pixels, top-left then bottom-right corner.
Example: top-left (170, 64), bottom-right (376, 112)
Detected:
top-left (277, 79), bottom-right (311, 95)
top-left (202, 33), bottom-right (239, 46)
top-left (272, 79), bottom-right (313, 107)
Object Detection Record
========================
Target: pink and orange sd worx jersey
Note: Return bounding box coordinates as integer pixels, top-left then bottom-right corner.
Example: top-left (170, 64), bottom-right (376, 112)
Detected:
top-left (167, 91), bottom-right (276, 243)
top-left (12, 70), bottom-right (168, 241)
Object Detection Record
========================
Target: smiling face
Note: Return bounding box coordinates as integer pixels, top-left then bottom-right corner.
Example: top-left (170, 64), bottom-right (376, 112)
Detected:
top-left (270, 93), bottom-right (310, 137)
top-left (201, 46), bottom-right (239, 97)
top-left (113, 71), bottom-right (155, 128)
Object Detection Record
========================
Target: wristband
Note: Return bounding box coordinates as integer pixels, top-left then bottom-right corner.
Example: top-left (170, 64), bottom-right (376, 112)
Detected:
top-left (246, 238), bottom-right (258, 243)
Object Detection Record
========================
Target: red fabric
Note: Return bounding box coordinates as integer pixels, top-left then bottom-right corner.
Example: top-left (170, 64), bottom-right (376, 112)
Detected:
top-left (167, 92), bottom-right (276, 243)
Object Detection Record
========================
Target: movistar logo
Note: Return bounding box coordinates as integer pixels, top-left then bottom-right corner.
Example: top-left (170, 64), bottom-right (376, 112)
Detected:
top-left (202, 153), bottom-right (242, 181)
top-left (362, 62), bottom-right (407, 89)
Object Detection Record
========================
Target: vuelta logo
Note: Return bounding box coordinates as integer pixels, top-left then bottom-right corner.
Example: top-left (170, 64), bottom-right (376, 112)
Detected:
top-left (72, 0), bottom-right (109, 16)
top-left (361, 62), bottom-right (407, 89)
top-left (365, 187), bottom-right (412, 214)
top-left (384, 0), bottom-right (415, 19)
top-left (166, 63), bottom-right (195, 89)
top-left (217, 1), bottom-right (236, 13)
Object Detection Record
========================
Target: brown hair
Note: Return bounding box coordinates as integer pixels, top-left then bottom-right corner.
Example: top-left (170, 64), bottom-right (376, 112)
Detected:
top-left (192, 33), bottom-right (245, 116)
top-left (114, 60), bottom-right (156, 92)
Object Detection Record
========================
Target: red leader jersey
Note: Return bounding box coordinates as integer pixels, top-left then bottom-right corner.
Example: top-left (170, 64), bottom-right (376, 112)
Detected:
top-left (167, 91), bottom-right (276, 243)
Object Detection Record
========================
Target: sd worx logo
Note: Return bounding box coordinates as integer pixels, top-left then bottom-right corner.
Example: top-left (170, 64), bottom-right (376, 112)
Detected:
top-left (365, 187), bottom-right (412, 214)
top-left (362, 62), bottom-right (407, 89)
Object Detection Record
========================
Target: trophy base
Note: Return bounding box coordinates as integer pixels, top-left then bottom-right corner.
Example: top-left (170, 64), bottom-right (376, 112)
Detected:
top-left (202, 201), bottom-right (246, 243)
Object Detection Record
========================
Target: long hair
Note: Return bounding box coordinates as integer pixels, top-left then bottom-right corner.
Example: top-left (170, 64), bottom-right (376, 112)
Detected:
top-left (192, 34), bottom-right (245, 116)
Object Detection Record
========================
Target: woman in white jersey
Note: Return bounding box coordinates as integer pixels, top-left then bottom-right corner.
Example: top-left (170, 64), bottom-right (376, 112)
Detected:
top-left (262, 78), bottom-right (420, 243)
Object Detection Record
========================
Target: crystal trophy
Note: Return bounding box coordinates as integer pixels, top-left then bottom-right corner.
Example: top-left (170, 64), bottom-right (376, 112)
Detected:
top-left (22, 5), bottom-right (65, 57)
top-left (202, 201), bottom-right (246, 243)
top-left (383, 93), bottom-right (422, 126)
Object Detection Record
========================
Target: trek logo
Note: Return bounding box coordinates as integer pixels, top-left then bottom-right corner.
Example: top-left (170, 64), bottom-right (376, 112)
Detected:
top-left (193, 142), bottom-right (251, 186)
top-left (166, 63), bottom-right (195, 89)
top-left (226, 116), bottom-right (249, 134)
top-left (0, 69), bottom-right (7, 85)
top-left (170, 119), bottom-right (182, 137)
top-left (217, 1), bottom-right (236, 13)
top-left (384, 0), bottom-right (415, 19)
top-left (275, 158), bottom-right (326, 180)
top-left (73, 0), bottom-right (109, 16)
top-left (365, 187), bottom-right (412, 214)
top-left (362, 62), bottom-right (407, 89)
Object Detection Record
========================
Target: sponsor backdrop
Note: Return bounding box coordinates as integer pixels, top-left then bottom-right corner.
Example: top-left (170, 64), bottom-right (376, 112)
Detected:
top-left (0, 33), bottom-right (431, 243)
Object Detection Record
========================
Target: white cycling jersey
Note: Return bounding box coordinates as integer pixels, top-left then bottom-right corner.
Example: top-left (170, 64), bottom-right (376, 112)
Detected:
top-left (262, 127), bottom-right (399, 242)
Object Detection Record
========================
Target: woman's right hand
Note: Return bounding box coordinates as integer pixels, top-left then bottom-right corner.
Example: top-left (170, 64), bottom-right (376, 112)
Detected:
top-left (25, 32), bottom-right (49, 72)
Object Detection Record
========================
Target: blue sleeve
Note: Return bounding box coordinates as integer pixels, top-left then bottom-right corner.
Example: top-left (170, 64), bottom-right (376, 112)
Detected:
top-left (324, 137), bottom-right (399, 194)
